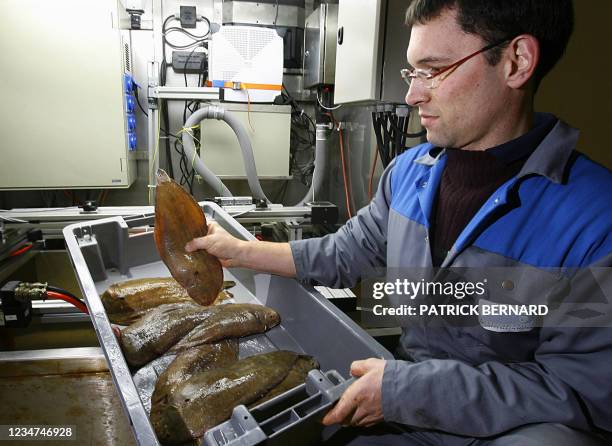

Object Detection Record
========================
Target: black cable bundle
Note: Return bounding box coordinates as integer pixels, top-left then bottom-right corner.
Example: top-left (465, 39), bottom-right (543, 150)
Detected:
top-left (372, 109), bottom-right (426, 168)
top-left (280, 85), bottom-right (317, 188)
top-left (157, 14), bottom-right (212, 192)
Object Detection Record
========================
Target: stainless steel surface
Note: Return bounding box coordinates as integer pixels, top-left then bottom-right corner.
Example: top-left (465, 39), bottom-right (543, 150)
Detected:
top-left (0, 347), bottom-right (106, 375)
top-left (0, 348), bottom-right (135, 446)
top-left (31, 300), bottom-right (92, 324)
top-left (0, 204), bottom-right (312, 224)
top-left (0, 250), bottom-right (37, 284)
top-left (0, 249), bottom-right (93, 350)
top-left (304, 4), bottom-right (338, 88)
top-left (222, 1), bottom-right (305, 27)
top-left (151, 86), bottom-right (220, 100)
top-left (0, 250), bottom-right (82, 296)
top-left (0, 319), bottom-right (97, 351)
top-left (0, 206), bottom-right (155, 222)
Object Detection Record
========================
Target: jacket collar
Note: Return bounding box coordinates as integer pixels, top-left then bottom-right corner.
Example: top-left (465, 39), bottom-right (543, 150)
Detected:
top-left (412, 115), bottom-right (578, 184)
top-left (516, 119), bottom-right (578, 184)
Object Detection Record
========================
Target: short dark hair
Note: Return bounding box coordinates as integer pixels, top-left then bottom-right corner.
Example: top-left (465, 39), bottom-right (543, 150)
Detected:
top-left (405, 0), bottom-right (574, 87)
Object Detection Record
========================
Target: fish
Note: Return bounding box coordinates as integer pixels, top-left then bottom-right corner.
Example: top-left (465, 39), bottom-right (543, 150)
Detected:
top-left (150, 351), bottom-right (318, 445)
top-left (102, 278), bottom-right (193, 325)
top-left (119, 303), bottom-right (218, 367)
top-left (154, 169), bottom-right (223, 306)
top-left (102, 278), bottom-right (237, 325)
top-left (151, 339), bottom-right (239, 410)
top-left (119, 303), bottom-right (279, 368)
top-left (168, 303), bottom-right (281, 354)
top-left (250, 354), bottom-right (319, 407)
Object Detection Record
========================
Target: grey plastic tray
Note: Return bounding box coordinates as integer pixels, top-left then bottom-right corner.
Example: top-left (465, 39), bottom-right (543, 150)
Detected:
top-left (63, 202), bottom-right (392, 446)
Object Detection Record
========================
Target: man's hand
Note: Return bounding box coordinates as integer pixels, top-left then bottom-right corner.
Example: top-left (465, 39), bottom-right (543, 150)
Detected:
top-left (185, 222), bottom-right (246, 268)
top-left (322, 358), bottom-right (385, 428)
top-left (185, 222), bottom-right (297, 277)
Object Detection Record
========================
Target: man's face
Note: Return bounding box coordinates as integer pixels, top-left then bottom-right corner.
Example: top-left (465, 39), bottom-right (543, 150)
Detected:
top-left (406, 8), bottom-right (510, 150)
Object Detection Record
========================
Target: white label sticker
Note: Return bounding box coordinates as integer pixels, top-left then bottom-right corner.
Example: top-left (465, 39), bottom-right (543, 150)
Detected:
top-left (6, 315), bottom-right (17, 321)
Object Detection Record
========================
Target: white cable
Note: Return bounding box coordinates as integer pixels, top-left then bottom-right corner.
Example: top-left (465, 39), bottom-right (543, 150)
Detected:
top-left (316, 92), bottom-right (342, 111)
top-left (274, 0), bottom-right (279, 25)
top-left (311, 157), bottom-right (316, 204)
top-left (0, 214), bottom-right (28, 223)
top-left (229, 205), bottom-right (257, 218)
top-left (1, 207), bottom-right (78, 213)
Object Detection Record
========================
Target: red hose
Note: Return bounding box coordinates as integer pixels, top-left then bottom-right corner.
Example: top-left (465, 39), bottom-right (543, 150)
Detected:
top-left (46, 291), bottom-right (89, 314)
top-left (338, 128), bottom-right (353, 219)
top-left (368, 148), bottom-right (379, 200)
top-left (8, 243), bottom-right (33, 257)
top-left (326, 112), bottom-right (353, 219)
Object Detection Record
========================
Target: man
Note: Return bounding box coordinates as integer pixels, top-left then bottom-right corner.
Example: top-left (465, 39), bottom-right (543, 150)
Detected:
top-left (186, 1), bottom-right (612, 444)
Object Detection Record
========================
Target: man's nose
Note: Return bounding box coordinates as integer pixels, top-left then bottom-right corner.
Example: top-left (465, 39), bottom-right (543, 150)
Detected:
top-left (405, 81), bottom-right (428, 107)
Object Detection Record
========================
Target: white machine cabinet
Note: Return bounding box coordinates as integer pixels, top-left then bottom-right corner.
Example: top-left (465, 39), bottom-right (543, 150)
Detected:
top-left (334, 0), bottom-right (409, 105)
top-left (0, 0), bottom-right (136, 189)
top-left (200, 103), bottom-right (291, 179)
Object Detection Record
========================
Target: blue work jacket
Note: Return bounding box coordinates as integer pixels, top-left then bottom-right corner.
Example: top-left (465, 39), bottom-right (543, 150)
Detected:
top-left (290, 116), bottom-right (612, 436)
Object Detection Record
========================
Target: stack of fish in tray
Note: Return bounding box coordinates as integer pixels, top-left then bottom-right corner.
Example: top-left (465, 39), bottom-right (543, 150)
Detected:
top-left (100, 170), bottom-right (319, 445)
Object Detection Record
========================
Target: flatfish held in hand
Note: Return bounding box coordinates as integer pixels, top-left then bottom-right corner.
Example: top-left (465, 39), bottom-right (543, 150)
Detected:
top-left (154, 169), bottom-right (223, 306)
top-left (150, 351), bottom-right (319, 445)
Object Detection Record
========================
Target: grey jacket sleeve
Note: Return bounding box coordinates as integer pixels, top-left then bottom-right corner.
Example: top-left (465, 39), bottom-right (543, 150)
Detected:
top-left (382, 254), bottom-right (612, 436)
top-left (289, 160), bottom-right (394, 288)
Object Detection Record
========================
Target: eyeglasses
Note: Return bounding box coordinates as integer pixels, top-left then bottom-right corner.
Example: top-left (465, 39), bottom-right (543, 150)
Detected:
top-left (400, 38), bottom-right (512, 90)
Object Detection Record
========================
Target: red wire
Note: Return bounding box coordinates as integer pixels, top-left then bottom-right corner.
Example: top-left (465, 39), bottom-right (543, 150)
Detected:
top-left (8, 243), bottom-right (33, 257)
top-left (98, 189), bottom-right (108, 205)
top-left (327, 112), bottom-right (353, 219)
top-left (63, 190), bottom-right (83, 206)
top-left (345, 129), bottom-right (355, 212)
top-left (338, 128), bottom-right (353, 219)
top-left (368, 147), bottom-right (379, 200)
top-left (46, 291), bottom-right (89, 314)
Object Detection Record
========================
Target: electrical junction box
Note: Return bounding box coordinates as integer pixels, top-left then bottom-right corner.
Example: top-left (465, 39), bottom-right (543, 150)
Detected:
top-left (172, 51), bottom-right (208, 74)
top-left (200, 103), bottom-right (291, 179)
top-left (303, 4), bottom-right (338, 88)
top-left (334, 0), bottom-right (408, 104)
top-left (0, 0), bottom-right (137, 189)
top-left (180, 5), bottom-right (197, 28)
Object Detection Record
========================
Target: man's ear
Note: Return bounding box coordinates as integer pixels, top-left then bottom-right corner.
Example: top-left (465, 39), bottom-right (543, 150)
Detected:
top-left (504, 34), bottom-right (540, 89)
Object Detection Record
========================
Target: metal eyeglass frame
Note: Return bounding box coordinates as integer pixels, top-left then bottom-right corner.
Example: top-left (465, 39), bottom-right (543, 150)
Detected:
top-left (400, 37), bottom-right (513, 90)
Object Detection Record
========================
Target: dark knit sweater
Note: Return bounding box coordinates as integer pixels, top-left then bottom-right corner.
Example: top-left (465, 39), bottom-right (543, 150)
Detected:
top-left (430, 114), bottom-right (558, 266)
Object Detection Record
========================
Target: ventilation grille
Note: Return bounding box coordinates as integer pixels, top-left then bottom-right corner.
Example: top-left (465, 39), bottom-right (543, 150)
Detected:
top-left (225, 27), bottom-right (273, 61)
top-left (124, 42), bottom-right (131, 72)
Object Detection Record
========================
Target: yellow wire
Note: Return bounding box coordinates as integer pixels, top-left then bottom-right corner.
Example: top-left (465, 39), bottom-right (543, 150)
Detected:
top-left (245, 88), bottom-right (255, 133)
top-left (178, 126), bottom-right (202, 169)
top-left (179, 126), bottom-right (202, 168)
top-left (177, 125), bottom-right (200, 134)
